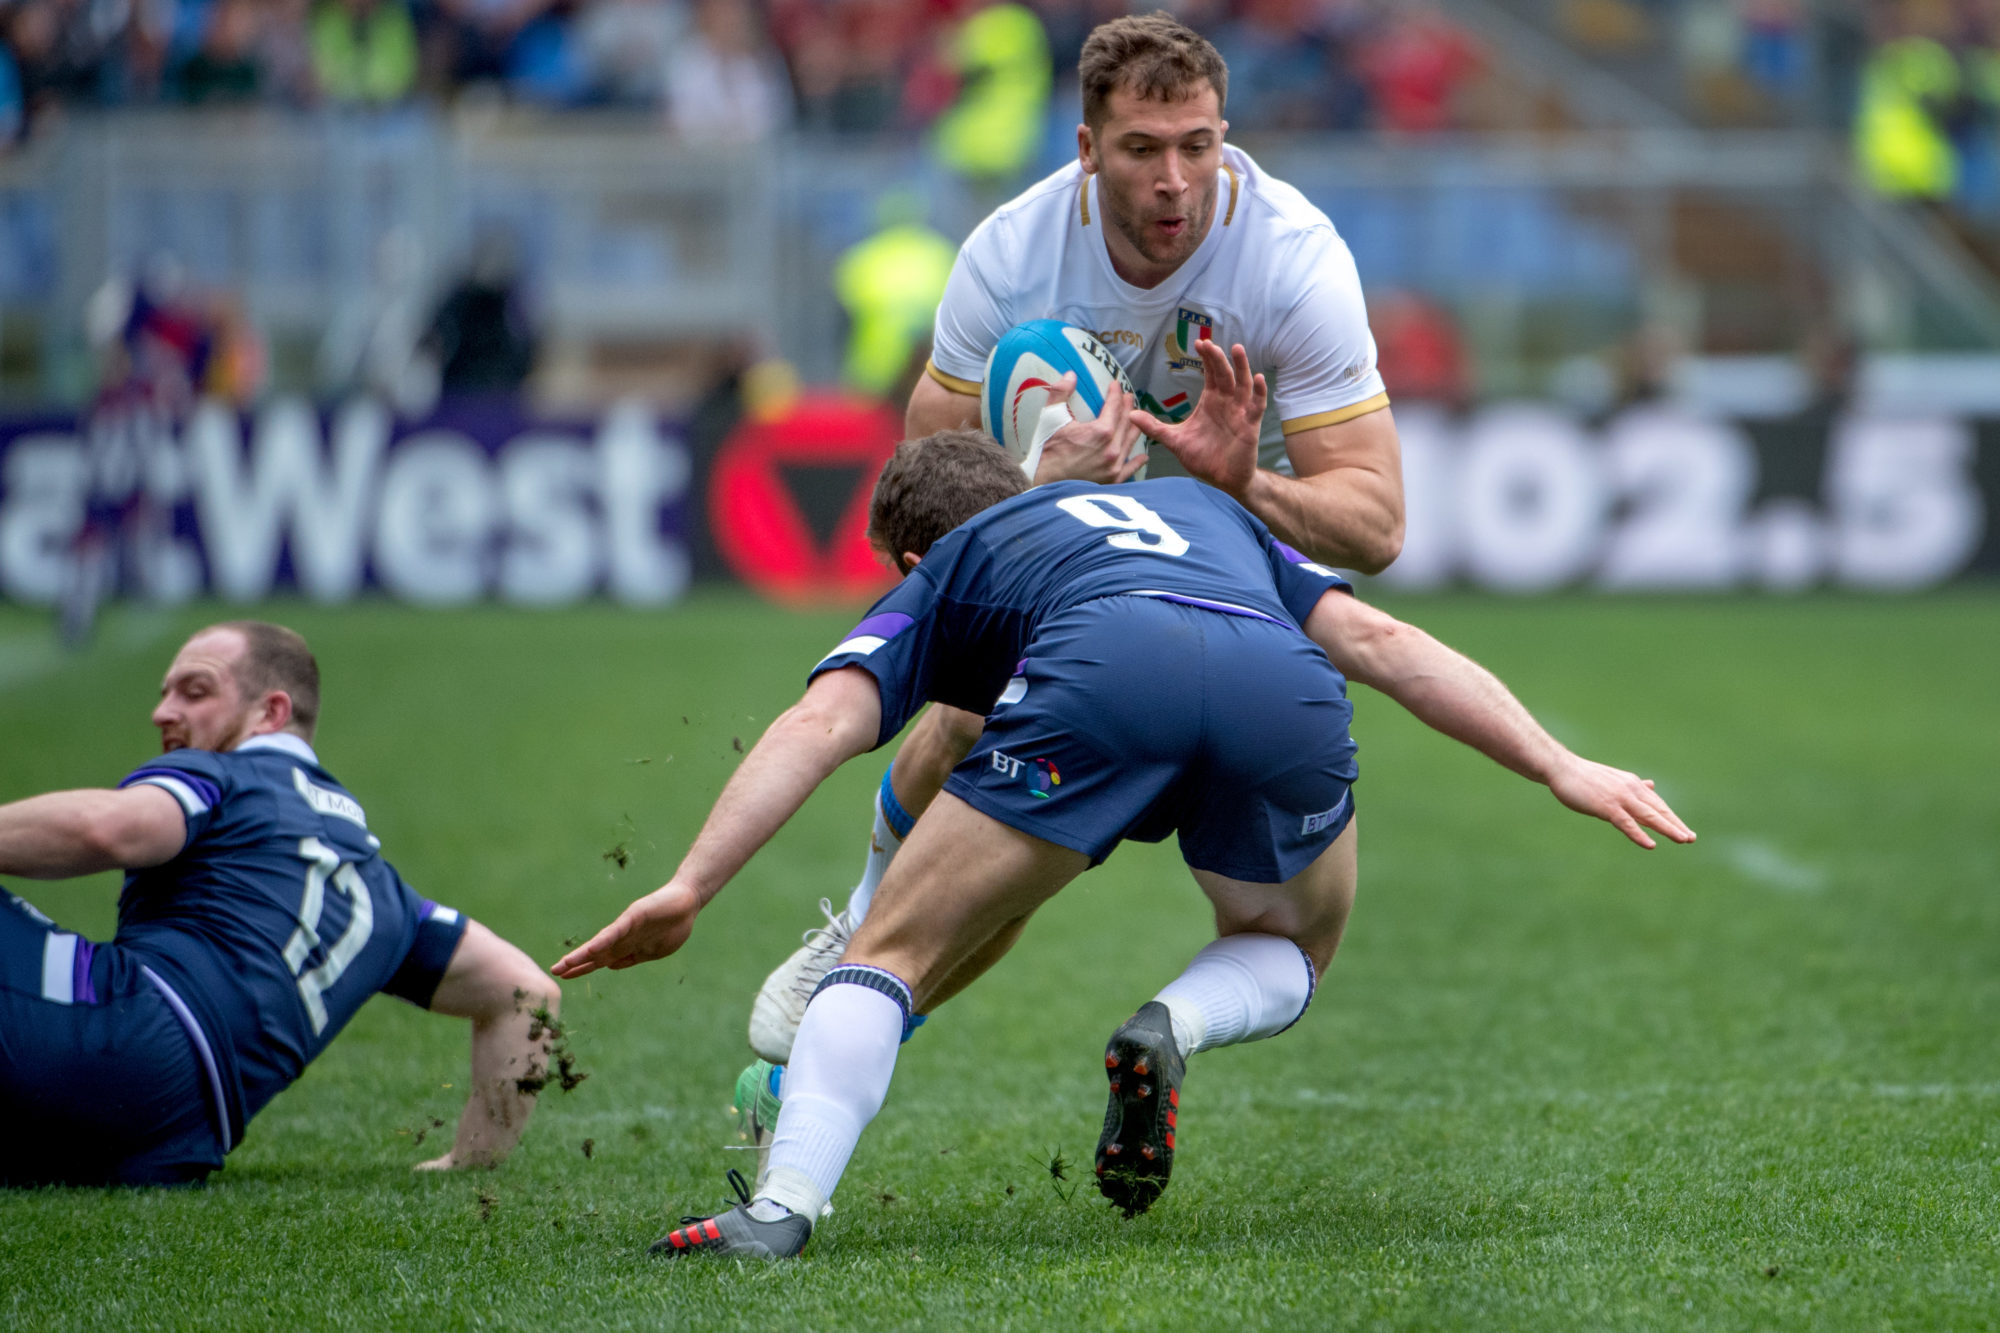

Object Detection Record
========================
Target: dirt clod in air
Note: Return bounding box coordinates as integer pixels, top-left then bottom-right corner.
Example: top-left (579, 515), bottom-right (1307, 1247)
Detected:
top-left (581, 1139), bottom-right (596, 1159)
top-left (731, 736), bottom-right (743, 753)
top-left (517, 1004), bottom-right (589, 1096)
top-left (477, 1192), bottom-right (497, 1222)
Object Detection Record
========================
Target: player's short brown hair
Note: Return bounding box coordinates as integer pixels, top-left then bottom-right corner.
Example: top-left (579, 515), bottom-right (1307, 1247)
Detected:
top-left (1079, 11), bottom-right (1228, 130)
top-left (210, 620), bottom-right (321, 740)
top-left (868, 430), bottom-right (1026, 572)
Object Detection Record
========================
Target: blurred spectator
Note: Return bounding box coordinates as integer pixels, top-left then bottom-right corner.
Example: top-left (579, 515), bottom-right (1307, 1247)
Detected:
top-left (931, 2), bottom-right (1050, 181)
top-left (318, 225), bottom-right (437, 411)
top-left (1, 26), bottom-right (25, 144)
top-left (772, 0), bottom-right (922, 132)
top-left (420, 0), bottom-right (554, 95)
top-left (65, 258), bottom-right (266, 643)
top-left (1738, 0), bottom-right (1807, 100)
top-left (1357, 3), bottom-right (1482, 134)
top-left (666, 0), bottom-right (791, 142)
top-left (832, 196), bottom-right (956, 397)
top-left (1370, 290), bottom-right (1470, 410)
top-left (573, 0), bottom-right (684, 105)
top-left (503, 0), bottom-right (587, 103)
top-left (310, 0), bottom-right (419, 104)
top-left (422, 230), bottom-right (538, 394)
top-left (1854, 1), bottom-right (1964, 201)
top-left (174, 0), bottom-right (261, 102)
top-left (1212, 0), bottom-right (1337, 132)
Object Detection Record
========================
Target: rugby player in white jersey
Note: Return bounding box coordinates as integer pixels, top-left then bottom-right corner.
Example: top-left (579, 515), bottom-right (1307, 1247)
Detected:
top-left (735, 12), bottom-right (1409, 1102)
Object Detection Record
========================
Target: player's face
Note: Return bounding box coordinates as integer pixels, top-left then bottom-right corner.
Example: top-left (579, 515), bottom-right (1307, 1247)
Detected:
top-left (153, 630), bottom-right (260, 753)
top-left (1081, 83), bottom-right (1227, 284)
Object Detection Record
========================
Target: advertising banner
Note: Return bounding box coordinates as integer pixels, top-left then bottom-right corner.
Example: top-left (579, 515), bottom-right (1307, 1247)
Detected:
top-left (0, 398), bottom-right (695, 606)
top-left (1, 396), bottom-right (1994, 604)
top-left (1376, 404), bottom-right (1997, 592)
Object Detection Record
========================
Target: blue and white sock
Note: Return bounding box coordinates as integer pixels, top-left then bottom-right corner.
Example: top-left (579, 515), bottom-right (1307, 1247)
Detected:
top-left (1152, 935), bottom-right (1317, 1056)
top-left (756, 965), bottom-right (912, 1221)
top-left (844, 768), bottom-right (915, 925)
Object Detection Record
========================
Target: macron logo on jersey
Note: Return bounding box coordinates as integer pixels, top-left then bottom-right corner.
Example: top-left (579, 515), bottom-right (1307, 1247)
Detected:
top-left (816, 612), bottom-right (914, 668)
top-left (294, 768), bottom-right (369, 831)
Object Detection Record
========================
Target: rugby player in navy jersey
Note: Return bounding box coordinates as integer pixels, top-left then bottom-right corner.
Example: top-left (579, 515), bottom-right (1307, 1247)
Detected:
top-left (0, 621), bottom-right (558, 1186)
top-left (555, 423), bottom-right (1693, 1259)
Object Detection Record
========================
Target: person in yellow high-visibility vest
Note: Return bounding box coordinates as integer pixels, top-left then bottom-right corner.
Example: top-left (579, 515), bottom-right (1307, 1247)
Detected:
top-left (931, 3), bottom-right (1052, 184)
top-left (1855, 32), bottom-right (1962, 199)
top-left (833, 207), bottom-right (959, 400)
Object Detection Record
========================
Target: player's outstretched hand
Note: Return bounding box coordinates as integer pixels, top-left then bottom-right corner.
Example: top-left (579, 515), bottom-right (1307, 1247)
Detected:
top-left (1033, 380), bottom-right (1148, 485)
top-left (551, 881), bottom-right (701, 978)
top-left (1546, 757), bottom-right (1695, 850)
top-left (1130, 338), bottom-right (1266, 498)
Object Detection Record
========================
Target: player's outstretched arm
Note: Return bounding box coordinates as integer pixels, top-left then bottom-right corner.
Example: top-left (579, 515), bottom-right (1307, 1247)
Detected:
top-left (0, 786), bottom-right (185, 878)
top-left (1304, 592), bottom-right (1695, 850)
top-left (417, 921), bottom-right (561, 1171)
top-left (551, 667), bottom-right (884, 978)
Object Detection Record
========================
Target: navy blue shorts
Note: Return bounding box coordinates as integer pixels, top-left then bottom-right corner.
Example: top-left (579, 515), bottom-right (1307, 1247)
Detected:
top-left (0, 891), bottom-right (225, 1187)
top-left (943, 595), bottom-right (1359, 883)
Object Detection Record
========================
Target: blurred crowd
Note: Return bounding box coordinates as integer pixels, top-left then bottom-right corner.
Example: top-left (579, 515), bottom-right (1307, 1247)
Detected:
top-left (1852, 0), bottom-right (2000, 220)
top-left (0, 0), bottom-right (1490, 145)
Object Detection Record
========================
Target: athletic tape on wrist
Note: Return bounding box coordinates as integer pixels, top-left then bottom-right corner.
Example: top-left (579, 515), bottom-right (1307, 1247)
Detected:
top-left (877, 768), bottom-right (916, 842)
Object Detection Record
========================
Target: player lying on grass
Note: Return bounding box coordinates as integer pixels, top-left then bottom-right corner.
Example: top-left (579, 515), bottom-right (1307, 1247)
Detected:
top-left (742, 10), bottom-right (1410, 1071)
top-left (0, 621), bottom-right (558, 1186)
top-left (554, 428), bottom-right (1693, 1259)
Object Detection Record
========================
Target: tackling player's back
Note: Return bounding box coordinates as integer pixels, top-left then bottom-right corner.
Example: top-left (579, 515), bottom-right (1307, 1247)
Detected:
top-left (817, 476), bottom-right (1353, 747)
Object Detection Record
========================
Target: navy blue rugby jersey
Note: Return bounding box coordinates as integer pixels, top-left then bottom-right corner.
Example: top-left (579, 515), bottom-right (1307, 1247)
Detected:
top-left (114, 733), bottom-right (468, 1146)
top-left (813, 477), bottom-right (1353, 746)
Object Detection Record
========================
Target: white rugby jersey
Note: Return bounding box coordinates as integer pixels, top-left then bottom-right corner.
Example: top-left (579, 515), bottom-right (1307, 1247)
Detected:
top-left (927, 145), bottom-right (1389, 475)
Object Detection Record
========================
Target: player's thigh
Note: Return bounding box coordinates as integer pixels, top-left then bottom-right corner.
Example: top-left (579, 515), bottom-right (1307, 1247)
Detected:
top-left (1190, 815), bottom-right (1358, 975)
top-left (845, 791), bottom-right (1088, 1010)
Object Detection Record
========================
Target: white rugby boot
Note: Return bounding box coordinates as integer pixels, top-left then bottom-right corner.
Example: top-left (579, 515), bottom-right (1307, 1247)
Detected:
top-left (747, 898), bottom-right (852, 1063)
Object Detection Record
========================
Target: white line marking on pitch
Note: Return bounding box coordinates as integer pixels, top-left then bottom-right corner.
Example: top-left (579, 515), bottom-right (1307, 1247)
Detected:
top-left (0, 611), bottom-right (176, 694)
top-left (1722, 836), bottom-right (1828, 895)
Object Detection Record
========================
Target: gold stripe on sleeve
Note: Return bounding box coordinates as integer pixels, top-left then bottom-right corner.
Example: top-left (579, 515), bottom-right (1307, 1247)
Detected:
top-left (926, 360), bottom-right (982, 396)
top-left (1280, 392), bottom-right (1391, 435)
top-left (1222, 162), bottom-right (1239, 226)
top-left (1079, 176), bottom-right (1092, 227)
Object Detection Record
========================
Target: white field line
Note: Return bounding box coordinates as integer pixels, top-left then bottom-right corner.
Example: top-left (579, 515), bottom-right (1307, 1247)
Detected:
top-left (1285, 1080), bottom-right (2000, 1112)
top-left (0, 610), bottom-right (177, 694)
top-left (1722, 836), bottom-right (1829, 895)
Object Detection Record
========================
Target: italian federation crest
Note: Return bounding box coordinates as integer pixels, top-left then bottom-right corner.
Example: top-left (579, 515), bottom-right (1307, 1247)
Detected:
top-left (1168, 307), bottom-right (1215, 371)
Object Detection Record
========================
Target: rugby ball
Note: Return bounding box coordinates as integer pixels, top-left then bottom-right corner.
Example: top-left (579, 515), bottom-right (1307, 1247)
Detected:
top-left (981, 319), bottom-right (1147, 481)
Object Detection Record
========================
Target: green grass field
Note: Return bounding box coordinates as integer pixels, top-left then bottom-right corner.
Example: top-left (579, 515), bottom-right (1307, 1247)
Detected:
top-left (2, 590), bottom-right (1997, 1330)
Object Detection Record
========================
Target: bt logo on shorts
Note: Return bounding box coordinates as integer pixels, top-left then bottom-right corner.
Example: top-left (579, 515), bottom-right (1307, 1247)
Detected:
top-left (989, 750), bottom-right (1062, 799)
top-left (1300, 791), bottom-right (1350, 836)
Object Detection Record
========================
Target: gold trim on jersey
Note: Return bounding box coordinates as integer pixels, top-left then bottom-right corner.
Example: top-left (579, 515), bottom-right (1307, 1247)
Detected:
top-left (926, 359), bottom-right (981, 396)
top-left (1222, 161), bottom-right (1239, 226)
top-left (1079, 175), bottom-right (1092, 227)
top-left (1280, 392), bottom-right (1391, 435)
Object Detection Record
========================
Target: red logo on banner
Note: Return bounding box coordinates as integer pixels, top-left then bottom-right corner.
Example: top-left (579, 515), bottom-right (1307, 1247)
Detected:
top-left (709, 395), bottom-right (902, 602)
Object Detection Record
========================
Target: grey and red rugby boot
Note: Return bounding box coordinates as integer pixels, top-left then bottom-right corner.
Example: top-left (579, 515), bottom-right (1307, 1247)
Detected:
top-left (649, 1169), bottom-right (811, 1260)
top-left (1094, 1000), bottom-right (1186, 1218)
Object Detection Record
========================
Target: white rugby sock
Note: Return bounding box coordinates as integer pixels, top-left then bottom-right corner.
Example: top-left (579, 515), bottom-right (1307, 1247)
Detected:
top-left (1153, 935), bottom-right (1317, 1056)
top-left (756, 969), bottom-right (908, 1220)
top-left (844, 769), bottom-right (914, 925)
